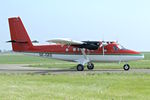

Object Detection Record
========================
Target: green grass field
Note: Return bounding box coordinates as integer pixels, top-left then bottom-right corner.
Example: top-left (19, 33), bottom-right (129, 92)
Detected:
top-left (0, 73), bottom-right (150, 100)
top-left (0, 52), bottom-right (150, 69)
top-left (0, 52), bottom-right (150, 100)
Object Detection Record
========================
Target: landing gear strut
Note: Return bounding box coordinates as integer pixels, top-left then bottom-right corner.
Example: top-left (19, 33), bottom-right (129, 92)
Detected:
top-left (87, 62), bottom-right (94, 70)
top-left (76, 49), bottom-right (95, 71)
top-left (123, 64), bottom-right (130, 71)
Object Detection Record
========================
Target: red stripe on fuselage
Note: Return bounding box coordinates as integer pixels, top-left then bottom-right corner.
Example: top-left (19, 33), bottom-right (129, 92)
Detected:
top-left (23, 44), bottom-right (140, 55)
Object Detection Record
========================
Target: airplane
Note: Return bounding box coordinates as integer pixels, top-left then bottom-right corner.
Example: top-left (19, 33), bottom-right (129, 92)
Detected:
top-left (7, 17), bottom-right (144, 71)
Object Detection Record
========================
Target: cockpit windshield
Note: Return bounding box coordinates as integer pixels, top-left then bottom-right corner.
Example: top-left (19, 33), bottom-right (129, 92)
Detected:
top-left (117, 44), bottom-right (126, 50)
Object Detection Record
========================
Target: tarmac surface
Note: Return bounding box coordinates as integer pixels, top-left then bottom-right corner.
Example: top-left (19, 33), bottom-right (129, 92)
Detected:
top-left (0, 64), bottom-right (150, 74)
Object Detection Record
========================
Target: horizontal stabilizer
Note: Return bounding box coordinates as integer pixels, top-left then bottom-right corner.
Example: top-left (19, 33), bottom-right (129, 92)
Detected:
top-left (6, 40), bottom-right (28, 43)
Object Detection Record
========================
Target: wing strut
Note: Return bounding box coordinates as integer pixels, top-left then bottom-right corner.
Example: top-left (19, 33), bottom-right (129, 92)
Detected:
top-left (81, 49), bottom-right (89, 61)
top-left (75, 49), bottom-right (90, 65)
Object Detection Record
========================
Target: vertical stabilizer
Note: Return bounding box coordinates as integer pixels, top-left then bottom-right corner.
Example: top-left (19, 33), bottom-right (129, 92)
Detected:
top-left (8, 17), bottom-right (33, 52)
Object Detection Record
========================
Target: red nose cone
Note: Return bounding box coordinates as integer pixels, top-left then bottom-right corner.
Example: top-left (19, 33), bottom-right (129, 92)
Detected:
top-left (127, 50), bottom-right (141, 54)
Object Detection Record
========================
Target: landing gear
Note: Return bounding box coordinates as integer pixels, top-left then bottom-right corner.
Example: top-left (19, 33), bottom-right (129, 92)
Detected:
top-left (76, 63), bottom-right (95, 71)
top-left (123, 64), bottom-right (130, 71)
top-left (76, 49), bottom-right (95, 71)
top-left (77, 64), bottom-right (84, 71)
top-left (87, 62), bottom-right (94, 70)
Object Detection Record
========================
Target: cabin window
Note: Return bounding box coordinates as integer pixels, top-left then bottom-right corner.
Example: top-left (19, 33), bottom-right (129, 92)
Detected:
top-left (66, 48), bottom-right (69, 52)
top-left (117, 44), bottom-right (126, 50)
top-left (73, 48), bottom-right (76, 52)
top-left (113, 46), bottom-right (118, 51)
top-left (104, 49), bottom-right (107, 52)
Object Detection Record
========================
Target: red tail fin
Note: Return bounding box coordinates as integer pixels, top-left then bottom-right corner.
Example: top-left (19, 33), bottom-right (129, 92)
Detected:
top-left (8, 17), bottom-right (33, 52)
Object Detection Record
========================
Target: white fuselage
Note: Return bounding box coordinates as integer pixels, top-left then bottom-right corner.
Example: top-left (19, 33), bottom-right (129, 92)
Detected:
top-left (26, 52), bottom-right (144, 63)
top-left (50, 54), bottom-right (144, 62)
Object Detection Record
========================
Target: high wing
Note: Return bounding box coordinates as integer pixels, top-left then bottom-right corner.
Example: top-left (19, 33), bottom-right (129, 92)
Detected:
top-left (47, 38), bottom-right (100, 50)
top-left (47, 38), bottom-right (83, 45)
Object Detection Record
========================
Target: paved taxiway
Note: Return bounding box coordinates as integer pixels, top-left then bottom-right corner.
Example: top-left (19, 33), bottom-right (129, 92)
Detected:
top-left (0, 64), bottom-right (150, 74)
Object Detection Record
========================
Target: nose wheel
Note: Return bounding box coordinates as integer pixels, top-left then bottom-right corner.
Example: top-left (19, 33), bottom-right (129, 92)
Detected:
top-left (123, 64), bottom-right (130, 71)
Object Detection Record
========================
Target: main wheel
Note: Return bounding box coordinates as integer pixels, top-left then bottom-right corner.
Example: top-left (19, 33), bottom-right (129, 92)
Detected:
top-left (123, 64), bottom-right (130, 71)
top-left (77, 64), bottom-right (84, 71)
top-left (87, 63), bottom-right (94, 70)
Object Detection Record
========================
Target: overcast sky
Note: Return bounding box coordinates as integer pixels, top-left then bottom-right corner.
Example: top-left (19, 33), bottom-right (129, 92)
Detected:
top-left (0, 0), bottom-right (150, 51)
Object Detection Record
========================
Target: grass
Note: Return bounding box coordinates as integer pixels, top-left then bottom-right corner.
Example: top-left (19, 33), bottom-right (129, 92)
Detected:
top-left (0, 73), bottom-right (149, 100)
top-left (0, 53), bottom-right (150, 99)
top-left (0, 52), bottom-right (150, 69)
top-left (0, 53), bottom-right (57, 64)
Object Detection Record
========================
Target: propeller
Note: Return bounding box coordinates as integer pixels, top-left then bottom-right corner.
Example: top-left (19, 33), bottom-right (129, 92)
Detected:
top-left (101, 41), bottom-right (107, 55)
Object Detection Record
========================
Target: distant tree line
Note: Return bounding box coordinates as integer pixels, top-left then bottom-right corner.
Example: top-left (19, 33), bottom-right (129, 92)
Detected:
top-left (0, 50), bottom-right (13, 53)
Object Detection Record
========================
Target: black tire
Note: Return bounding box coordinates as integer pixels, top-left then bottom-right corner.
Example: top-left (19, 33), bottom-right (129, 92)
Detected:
top-left (123, 64), bottom-right (130, 71)
top-left (77, 64), bottom-right (84, 71)
top-left (87, 63), bottom-right (94, 70)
